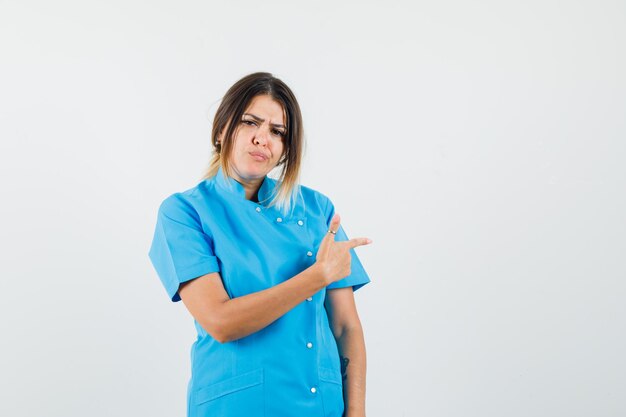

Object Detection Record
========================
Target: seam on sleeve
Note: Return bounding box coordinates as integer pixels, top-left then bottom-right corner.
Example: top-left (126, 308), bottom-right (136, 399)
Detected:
top-left (160, 194), bottom-right (203, 227)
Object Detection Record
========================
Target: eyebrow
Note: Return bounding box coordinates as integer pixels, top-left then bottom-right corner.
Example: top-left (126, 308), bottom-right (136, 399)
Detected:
top-left (243, 113), bottom-right (286, 130)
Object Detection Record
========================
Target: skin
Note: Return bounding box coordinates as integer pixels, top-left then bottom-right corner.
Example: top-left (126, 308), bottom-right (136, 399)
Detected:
top-left (179, 94), bottom-right (371, 417)
top-left (219, 94), bottom-right (287, 201)
top-left (325, 287), bottom-right (368, 417)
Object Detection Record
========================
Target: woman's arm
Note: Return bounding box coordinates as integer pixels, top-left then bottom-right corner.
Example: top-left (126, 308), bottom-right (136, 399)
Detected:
top-left (179, 213), bottom-right (370, 344)
top-left (179, 264), bottom-right (327, 343)
top-left (325, 287), bottom-right (367, 417)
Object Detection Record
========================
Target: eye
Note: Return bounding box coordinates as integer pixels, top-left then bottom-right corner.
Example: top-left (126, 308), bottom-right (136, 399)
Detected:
top-left (242, 119), bottom-right (285, 137)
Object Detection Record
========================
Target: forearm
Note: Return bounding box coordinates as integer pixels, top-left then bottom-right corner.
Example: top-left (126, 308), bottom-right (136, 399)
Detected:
top-left (218, 264), bottom-right (327, 342)
top-left (336, 325), bottom-right (367, 416)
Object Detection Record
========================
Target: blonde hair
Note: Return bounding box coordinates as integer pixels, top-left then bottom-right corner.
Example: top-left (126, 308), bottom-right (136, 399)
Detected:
top-left (201, 72), bottom-right (305, 217)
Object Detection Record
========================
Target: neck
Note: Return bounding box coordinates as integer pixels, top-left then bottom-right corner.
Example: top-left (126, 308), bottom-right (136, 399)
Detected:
top-left (229, 170), bottom-right (264, 201)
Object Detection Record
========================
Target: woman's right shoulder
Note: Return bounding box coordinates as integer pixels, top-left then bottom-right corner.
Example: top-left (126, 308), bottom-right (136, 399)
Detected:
top-left (157, 179), bottom-right (215, 219)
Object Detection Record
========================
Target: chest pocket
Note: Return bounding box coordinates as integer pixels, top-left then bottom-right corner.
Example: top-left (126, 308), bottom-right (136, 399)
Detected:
top-left (192, 368), bottom-right (265, 417)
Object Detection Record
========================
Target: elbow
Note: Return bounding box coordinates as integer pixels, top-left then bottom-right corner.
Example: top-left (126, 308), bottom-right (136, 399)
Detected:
top-left (332, 321), bottom-right (363, 342)
top-left (200, 309), bottom-right (234, 344)
top-left (214, 322), bottom-right (237, 344)
top-left (202, 322), bottom-right (231, 344)
top-left (214, 328), bottom-right (240, 344)
top-left (213, 332), bottom-right (230, 344)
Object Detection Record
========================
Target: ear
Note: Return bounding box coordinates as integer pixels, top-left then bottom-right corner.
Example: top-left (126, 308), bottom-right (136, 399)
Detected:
top-left (218, 119), bottom-right (232, 142)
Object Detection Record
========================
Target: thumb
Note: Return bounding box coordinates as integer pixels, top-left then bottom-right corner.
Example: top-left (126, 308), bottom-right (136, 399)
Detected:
top-left (318, 213), bottom-right (341, 256)
top-left (327, 212), bottom-right (341, 240)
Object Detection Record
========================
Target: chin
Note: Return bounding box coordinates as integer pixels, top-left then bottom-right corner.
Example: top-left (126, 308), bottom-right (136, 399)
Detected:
top-left (236, 163), bottom-right (270, 179)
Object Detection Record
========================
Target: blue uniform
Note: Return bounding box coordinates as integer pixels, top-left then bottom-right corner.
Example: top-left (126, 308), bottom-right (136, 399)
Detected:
top-left (148, 166), bottom-right (371, 417)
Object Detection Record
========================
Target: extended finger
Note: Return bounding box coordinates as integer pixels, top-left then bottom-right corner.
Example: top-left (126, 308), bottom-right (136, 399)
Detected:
top-left (345, 237), bottom-right (373, 249)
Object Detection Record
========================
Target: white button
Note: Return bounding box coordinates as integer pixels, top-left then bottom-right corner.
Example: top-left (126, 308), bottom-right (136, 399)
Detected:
top-left (255, 207), bottom-right (261, 212)
top-left (276, 217), bottom-right (282, 222)
top-left (306, 342), bottom-right (313, 348)
top-left (297, 220), bottom-right (304, 226)
top-left (310, 387), bottom-right (317, 394)
top-left (306, 251), bottom-right (313, 257)
top-left (306, 297), bottom-right (313, 301)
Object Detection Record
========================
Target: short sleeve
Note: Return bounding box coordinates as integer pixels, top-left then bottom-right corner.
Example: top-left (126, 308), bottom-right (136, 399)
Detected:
top-left (148, 194), bottom-right (221, 302)
top-left (322, 196), bottom-right (371, 292)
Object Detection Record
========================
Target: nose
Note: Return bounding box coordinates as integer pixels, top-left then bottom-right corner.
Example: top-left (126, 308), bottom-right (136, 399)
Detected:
top-left (253, 123), bottom-right (270, 146)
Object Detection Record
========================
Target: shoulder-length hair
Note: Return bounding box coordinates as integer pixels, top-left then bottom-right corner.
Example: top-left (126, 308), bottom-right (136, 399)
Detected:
top-left (201, 72), bottom-right (305, 217)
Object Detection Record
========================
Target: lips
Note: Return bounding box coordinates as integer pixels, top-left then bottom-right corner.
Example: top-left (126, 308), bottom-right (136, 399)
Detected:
top-left (249, 151), bottom-right (269, 161)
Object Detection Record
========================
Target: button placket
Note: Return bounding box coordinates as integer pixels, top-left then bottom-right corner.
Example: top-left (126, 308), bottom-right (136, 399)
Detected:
top-left (303, 218), bottom-right (315, 304)
top-left (297, 218), bottom-right (314, 265)
top-left (250, 204), bottom-right (291, 227)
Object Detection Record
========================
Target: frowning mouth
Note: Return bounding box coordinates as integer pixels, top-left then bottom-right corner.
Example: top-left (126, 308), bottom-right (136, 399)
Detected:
top-left (249, 151), bottom-right (269, 161)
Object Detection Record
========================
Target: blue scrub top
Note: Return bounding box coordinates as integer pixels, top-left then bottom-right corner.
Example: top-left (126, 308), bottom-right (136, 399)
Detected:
top-left (148, 165), bottom-right (371, 417)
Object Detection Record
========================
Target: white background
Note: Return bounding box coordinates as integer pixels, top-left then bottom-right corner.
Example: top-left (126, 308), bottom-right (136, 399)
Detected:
top-left (1, 1), bottom-right (625, 416)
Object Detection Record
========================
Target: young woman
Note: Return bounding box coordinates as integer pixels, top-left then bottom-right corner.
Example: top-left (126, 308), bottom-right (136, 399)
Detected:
top-left (148, 72), bottom-right (373, 417)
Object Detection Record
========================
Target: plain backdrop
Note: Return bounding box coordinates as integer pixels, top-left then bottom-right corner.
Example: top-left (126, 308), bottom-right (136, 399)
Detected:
top-left (1, 1), bottom-right (625, 416)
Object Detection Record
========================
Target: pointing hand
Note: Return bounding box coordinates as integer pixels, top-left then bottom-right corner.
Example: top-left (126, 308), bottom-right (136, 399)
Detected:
top-left (315, 213), bottom-right (372, 286)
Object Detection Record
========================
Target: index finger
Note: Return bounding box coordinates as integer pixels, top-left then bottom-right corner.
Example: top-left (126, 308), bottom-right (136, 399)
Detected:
top-left (345, 237), bottom-right (373, 249)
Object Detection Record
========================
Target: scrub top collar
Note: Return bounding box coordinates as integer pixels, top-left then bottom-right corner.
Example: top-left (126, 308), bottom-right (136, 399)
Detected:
top-left (215, 165), bottom-right (274, 205)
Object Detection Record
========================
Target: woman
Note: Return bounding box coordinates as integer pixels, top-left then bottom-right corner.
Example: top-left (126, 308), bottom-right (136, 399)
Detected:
top-left (148, 72), bottom-right (373, 417)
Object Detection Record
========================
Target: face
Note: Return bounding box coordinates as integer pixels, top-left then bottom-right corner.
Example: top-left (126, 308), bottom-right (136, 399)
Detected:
top-left (224, 94), bottom-right (286, 183)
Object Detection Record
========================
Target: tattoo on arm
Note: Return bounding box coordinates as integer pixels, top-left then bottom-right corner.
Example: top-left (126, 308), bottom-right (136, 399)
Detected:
top-left (340, 356), bottom-right (350, 381)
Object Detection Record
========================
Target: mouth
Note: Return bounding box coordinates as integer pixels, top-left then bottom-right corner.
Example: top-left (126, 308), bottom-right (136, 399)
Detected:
top-left (249, 151), bottom-right (269, 161)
